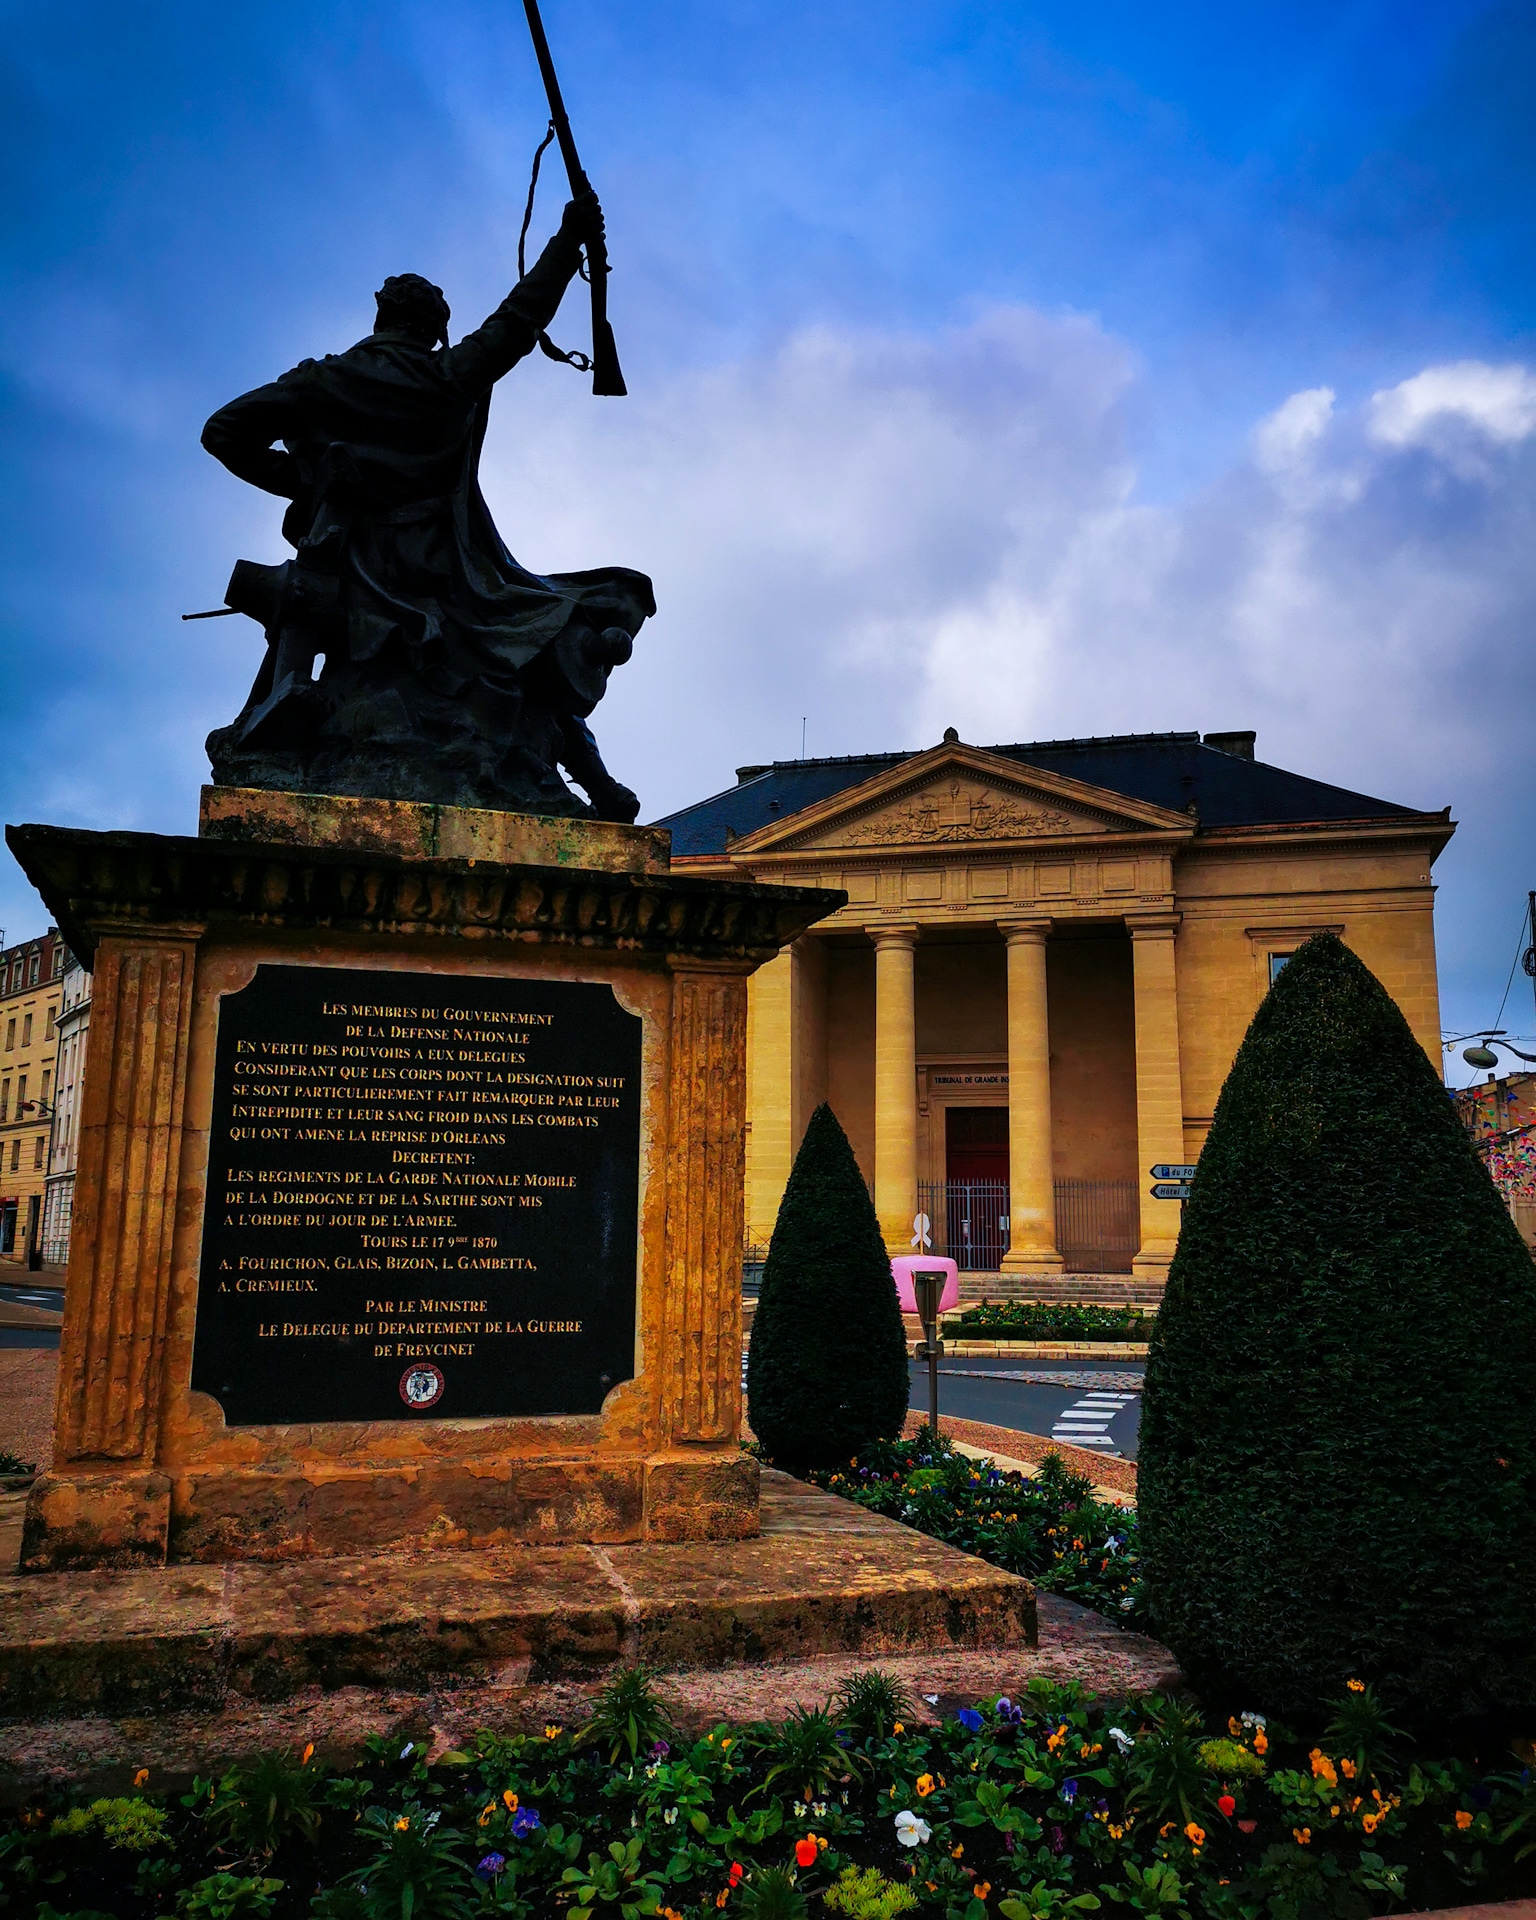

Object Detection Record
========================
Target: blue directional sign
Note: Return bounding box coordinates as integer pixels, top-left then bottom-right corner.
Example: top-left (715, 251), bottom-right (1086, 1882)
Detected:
top-left (1149, 1182), bottom-right (1193, 1200)
top-left (1149, 1163), bottom-right (1198, 1181)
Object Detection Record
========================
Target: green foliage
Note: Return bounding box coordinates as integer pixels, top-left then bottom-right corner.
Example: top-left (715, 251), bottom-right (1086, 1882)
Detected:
top-left (943, 1303), bottom-right (1152, 1343)
top-left (557, 1835), bottom-right (666, 1917)
top-left (576, 1666), bottom-right (674, 1766)
top-left (811, 1432), bottom-right (1141, 1620)
top-left (754, 1705), bottom-right (861, 1802)
top-left (173, 1873), bottom-right (284, 1920)
top-left (1195, 1739), bottom-right (1265, 1780)
top-left (834, 1669), bottom-right (911, 1742)
top-left (748, 1103), bottom-right (909, 1473)
top-left (49, 1799), bottom-right (171, 1851)
top-left (738, 1866), bottom-right (810, 1919)
top-left (0, 1449), bottom-right (37, 1475)
top-left (204, 1750), bottom-right (323, 1860)
top-left (1123, 1701), bottom-right (1211, 1829)
top-left (345, 1807), bottom-right (476, 1920)
top-left (1098, 1861), bottom-right (1189, 1917)
top-left (1138, 931), bottom-right (1536, 1723)
top-left (1322, 1682), bottom-right (1404, 1778)
top-left (997, 1888), bottom-right (1100, 1920)
top-left (821, 1865), bottom-right (918, 1917)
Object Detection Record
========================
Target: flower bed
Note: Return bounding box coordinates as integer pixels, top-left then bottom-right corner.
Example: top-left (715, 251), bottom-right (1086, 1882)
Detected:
top-left (808, 1434), bottom-right (1142, 1623)
top-left (940, 1304), bottom-right (1153, 1344)
top-left (6, 1669), bottom-right (1534, 1920)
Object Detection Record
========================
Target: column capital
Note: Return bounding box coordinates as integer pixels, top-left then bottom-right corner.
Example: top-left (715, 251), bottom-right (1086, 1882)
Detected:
top-left (865, 920), bottom-right (921, 949)
top-left (996, 916), bottom-right (1052, 946)
top-left (1125, 912), bottom-right (1181, 938)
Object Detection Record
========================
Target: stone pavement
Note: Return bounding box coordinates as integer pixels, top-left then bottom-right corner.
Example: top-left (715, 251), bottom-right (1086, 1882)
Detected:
top-left (0, 1585), bottom-right (1178, 1793)
top-left (0, 1348), bottom-right (55, 1473)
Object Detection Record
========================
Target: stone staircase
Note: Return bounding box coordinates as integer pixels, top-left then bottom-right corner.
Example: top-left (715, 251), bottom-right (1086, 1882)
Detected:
top-left (956, 1272), bottom-right (1165, 1310)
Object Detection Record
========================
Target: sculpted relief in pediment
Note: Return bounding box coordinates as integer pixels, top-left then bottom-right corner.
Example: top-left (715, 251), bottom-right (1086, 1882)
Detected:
top-left (827, 780), bottom-right (1108, 849)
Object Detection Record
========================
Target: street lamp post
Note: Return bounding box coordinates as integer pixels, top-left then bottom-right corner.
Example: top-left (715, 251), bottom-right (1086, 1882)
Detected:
top-left (912, 1268), bottom-right (947, 1436)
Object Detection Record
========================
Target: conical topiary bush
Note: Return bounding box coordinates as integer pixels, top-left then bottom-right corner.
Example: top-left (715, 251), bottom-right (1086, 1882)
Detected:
top-left (1138, 932), bottom-right (1536, 1724)
top-left (747, 1102), bottom-right (909, 1474)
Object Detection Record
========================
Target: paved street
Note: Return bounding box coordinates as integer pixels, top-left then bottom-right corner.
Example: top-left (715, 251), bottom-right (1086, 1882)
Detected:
top-left (909, 1355), bottom-right (1143, 1460)
top-left (0, 1284), bottom-right (63, 1350)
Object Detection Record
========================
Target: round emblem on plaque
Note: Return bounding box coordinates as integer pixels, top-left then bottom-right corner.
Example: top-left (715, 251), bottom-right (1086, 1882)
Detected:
top-left (399, 1363), bottom-right (445, 1410)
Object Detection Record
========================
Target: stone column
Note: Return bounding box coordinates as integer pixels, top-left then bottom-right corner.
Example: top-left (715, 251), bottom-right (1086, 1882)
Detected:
top-left (649, 955), bottom-right (760, 1541)
top-left (999, 920), bottom-right (1063, 1273)
top-left (1129, 914), bottom-right (1185, 1279)
top-left (871, 923), bottom-right (920, 1252)
top-left (22, 931), bottom-right (200, 1570)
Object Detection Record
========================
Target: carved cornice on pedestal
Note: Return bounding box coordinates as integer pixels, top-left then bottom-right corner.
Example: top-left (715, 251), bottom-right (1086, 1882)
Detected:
top-left (6, 825), bottom-right (844, 969)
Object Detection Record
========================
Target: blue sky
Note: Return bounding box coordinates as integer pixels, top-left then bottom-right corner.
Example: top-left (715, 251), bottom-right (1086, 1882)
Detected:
top-left (2, 1), bottom-right (1534, 1074)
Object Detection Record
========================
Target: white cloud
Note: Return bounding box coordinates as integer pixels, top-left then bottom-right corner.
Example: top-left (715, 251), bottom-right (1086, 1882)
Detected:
top-left (1368, 361), bottom-right (1536, 449)
top-left (1253, 386), bottom-right (1335, 472)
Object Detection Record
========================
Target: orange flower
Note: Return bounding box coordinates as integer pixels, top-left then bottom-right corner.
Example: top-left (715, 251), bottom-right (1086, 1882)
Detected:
top-left (301, 1744), bottom-right (315, 1767)
top-left (1293, 1828), bottom-right (1311, 1846)
top-left (132, 1769), bottom-right (149, 1788)
top-left (1362, 1813), bottom-right (1381, 1835)
top-left (1340, 1759), bottom-right (1356, 1780)
top-left (478, 1804), bottom-right (496, 1827)
top-left (951, 1843), bottom-right (965, 1858)
top-left (544, 1723), bottom-right (563, 1739)
top-left (1184, 1823), bottom-right (1205, 1848)
top-left (795, 1837), bottom-right (819, 1868)
top-left (1309, 1750), bottom-right (1337, 1786)
top-left (975, 1884), bottom-right (992, 1902)
top-left (1455, 1810), bottom-right (1474, 1831)
top-left (502, 1790), bottom-right (518, 1811)
top-left (1346, 1679), bottom-right (1365, 1693)
top-left (915, 1773), bottom-right (936, 1797)
top-left (1253, 1730), bottom-right (1268, 1755)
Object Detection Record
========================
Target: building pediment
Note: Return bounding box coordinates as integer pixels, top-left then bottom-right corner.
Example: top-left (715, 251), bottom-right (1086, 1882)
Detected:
top-left (731, 743), bottom-right (1194, 856)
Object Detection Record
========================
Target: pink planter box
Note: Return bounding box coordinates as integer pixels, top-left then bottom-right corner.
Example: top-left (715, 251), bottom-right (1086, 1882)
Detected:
top-left (890, 1254), bottom-right (960, 1315)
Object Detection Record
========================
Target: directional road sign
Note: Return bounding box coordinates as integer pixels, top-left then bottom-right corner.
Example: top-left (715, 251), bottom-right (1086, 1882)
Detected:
top-left (1149, 1163), bottom-right (1198, 1181)
top-left (1149, 1182), bottom-right (1193, 1200)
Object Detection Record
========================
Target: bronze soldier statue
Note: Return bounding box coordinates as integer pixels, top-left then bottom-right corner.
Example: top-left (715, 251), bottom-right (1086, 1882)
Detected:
top-left (200, 190), bottom-right (650, 821)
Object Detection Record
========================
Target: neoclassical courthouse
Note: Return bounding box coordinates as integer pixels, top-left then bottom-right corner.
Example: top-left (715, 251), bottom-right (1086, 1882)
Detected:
top-left (659, 729), bottom-right (1452, 1286)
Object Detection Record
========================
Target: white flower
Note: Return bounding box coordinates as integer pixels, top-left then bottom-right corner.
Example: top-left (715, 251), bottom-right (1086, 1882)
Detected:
top-left (923, 1694), bottom-right (940, 1705)
top-left (1240, 1712), bottom-right (1267, 1730)
top-left (663, 1808), bottom-right (678, 1826)
top-left (1108, 1727), bottom-right (1135, 1754)
top-left (895, 1809), bottom-right (931, 1848)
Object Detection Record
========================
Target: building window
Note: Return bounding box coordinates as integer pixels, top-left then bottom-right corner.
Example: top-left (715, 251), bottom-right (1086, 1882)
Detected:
top-left (0, 1081), bottom-right (8, 1122)
top-left (40, 1069), bottom-right (50, 1104)
top-left (21, 1014), bottom-right (31, 1047)
top-left (28, 953), bottom-right (39, 986)
top-left (7, 964), bottom-right (17, 994)
top-left (44, 1007), bottom-right (54, 1040)
top-left (3, 1019), bottom-right (12, 1051)
top-left (1268, 953), bottom-right (1293, 985)
top-left (32, 1137), bottom-right (43, 1170)
top-left (16, 1076), bottom-right (27, 1117)
top-left (51, 948), bottom-right (63, 978)
top-left (9, 1140), bottom-right (17, 1173)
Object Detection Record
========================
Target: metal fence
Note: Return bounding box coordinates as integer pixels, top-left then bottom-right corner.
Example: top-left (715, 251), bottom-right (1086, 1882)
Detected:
top-left (915, 1177), bottom-right (1140, 1272)
top-left (917, 1180), bottom-right (1010, 1270)
top-left (1053, 1178), bottom-right (1139, 1272)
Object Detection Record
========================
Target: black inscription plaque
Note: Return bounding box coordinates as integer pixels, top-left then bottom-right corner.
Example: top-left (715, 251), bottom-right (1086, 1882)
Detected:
top-left (190, 965), bottom-right (642, 1425)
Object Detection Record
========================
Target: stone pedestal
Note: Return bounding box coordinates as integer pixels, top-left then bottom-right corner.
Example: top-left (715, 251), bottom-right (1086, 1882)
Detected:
top-left (10, 793), bottom-right (841, 1571)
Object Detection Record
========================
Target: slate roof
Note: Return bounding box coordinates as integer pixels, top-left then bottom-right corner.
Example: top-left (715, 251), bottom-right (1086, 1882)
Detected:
top-left (652, 730), bottom-right (1433, 860)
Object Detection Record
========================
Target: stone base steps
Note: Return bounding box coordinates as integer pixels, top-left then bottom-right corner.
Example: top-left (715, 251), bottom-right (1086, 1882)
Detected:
top-left (957, 1273), bottom-right (1164, 1308)
top-left (0, 1470), bottom-right (1035, 1718)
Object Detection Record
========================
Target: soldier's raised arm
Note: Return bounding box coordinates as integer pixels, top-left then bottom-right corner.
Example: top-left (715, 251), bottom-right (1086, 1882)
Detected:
top-left (443, 194), bottom-right (602, 396)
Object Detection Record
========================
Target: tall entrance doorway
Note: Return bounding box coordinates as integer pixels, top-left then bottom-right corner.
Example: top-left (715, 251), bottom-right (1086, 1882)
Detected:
top-left (928, 1107), bottom-right (1009, 1270)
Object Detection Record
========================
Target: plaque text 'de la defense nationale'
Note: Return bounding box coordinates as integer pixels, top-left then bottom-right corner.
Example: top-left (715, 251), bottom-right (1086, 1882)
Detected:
top-left (191, 965), bottom-right (642, 1425)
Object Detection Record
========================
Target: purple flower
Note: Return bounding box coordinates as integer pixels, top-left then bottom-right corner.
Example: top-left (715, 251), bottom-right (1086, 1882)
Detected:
top-left (1050, 1824), bottom-right (1066, 1854)
top-left (1061, 1779), bottom-right (1078, 1804)
top-left (509, 1808), bottom-right (541, 1838)
top-left (477, 1853), bottom-right (506, 1877)
top-left (996, 1698), bottom-right (1023, 1725)
top-left (956, 1708), bottom-right (984, 1733)
top-left (648, 1740), bottom-right (671, 1761)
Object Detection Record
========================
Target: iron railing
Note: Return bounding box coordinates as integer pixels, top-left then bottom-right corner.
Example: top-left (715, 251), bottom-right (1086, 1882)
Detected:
top-left (915, 1177), bottom-right (1141, 1272)
top-left (917, 1179), bottom-right (1009, 1270)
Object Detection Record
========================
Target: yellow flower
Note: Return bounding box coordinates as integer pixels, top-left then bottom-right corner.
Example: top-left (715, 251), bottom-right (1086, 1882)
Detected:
top-left (1108, 1824), bottom-right (1125, 1841)
top-left (951, 1843), bottom-right (965, 1858)
top-left (1455, 1810), bottom-right (1474, 1831)
top-left (916, 1774), bottom-right (936, 1797)
top-left (1184, 1823), bottom-right (1205, 1848)
top-left (132, 1769), bottom-right (149, 1788)
top-left (394, 1816), bottom-right (410, 1832)
top-left (1346, 1679), bottom-right (1365, 1693)
top-left (1293, 1828), bottom-right (1311, 1846)
top-left (544, 1723), bottom-right (563, 1739)
top-left (722, 1738), bottom-right (733, 1750)
top-left (893, 1722), bottom-right (905, 1735)
top-left (1329, 1806), bottom-right (1340, 1819)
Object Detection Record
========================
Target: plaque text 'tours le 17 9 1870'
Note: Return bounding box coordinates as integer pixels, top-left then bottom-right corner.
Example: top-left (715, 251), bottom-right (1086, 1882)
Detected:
top-left (190, 965), bottom-right (642, 1425)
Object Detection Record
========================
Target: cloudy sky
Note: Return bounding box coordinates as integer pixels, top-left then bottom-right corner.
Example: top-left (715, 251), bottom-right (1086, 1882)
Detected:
top-left (2, 0), bottom-right (1533, 1075)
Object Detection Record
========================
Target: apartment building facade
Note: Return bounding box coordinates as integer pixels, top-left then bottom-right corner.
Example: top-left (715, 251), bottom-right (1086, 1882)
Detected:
top-left (0, 927), bottom-right (69, 1265)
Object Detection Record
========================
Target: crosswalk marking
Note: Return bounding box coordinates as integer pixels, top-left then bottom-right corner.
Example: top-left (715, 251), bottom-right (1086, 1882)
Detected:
top-left (1051, 1387), bottom-right (1135, 1457)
